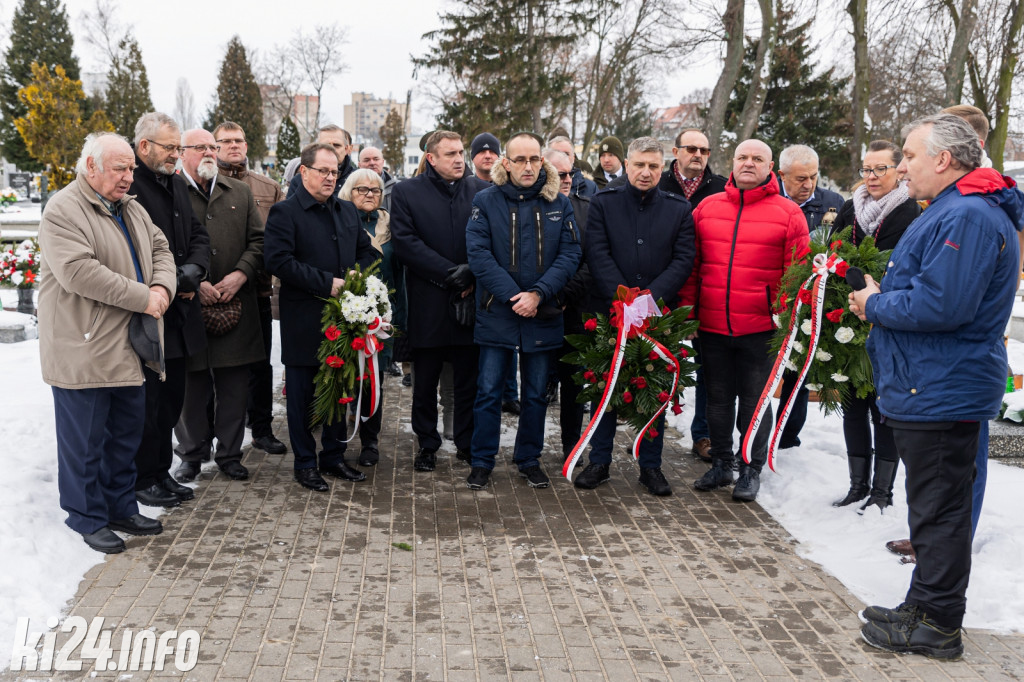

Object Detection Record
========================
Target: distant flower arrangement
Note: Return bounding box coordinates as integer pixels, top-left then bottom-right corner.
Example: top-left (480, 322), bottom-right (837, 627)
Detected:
top-left (0, 238), bottom-right (39, 289)
top-left (0, 188), bottom-right (17, 207)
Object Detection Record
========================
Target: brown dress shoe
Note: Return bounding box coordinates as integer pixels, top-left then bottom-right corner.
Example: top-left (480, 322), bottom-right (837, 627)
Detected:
top-left (691, 438), bottom-right (712, 463)
top-left (886, 538), bottom-right (916, 559)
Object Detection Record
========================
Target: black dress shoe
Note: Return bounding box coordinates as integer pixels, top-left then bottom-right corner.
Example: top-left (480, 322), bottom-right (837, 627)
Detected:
top-left (135, 483), bottom-right (181, 508)
top-left (108, 514), bottom-right (163, 536)
top-left (455, 448), bottom-right (471, 465)
top-left (294, 468), bottom-right (329, 492)
top-left (358, 446), bottom-right (379, 467)
top-left (159, 475), bottom-right (194, 501)
top-left (218, 461), bottom-right (250, 480)
top-left (320, 461), bottom-right (366, 482)
top-left (173, 460), bottom-right (202, 483)
top-left (81, 527), bottom-right (125, 554)
top-left (252, 434), bottom-right (287, 454)
top-left (414, 448), bottom-right (436, 472)
top-left (402, 373), bottom-right (412, 387)
top-left (501, 400), bottom-right (521, 415)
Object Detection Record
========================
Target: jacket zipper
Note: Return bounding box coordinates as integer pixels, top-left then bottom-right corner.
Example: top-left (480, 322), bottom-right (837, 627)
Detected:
top-left (509, 208), bottom-right (519, 272)
top-left (724, 190), bottom-right (744, 336)
top-left (534, 206), bottom-right (544, 272)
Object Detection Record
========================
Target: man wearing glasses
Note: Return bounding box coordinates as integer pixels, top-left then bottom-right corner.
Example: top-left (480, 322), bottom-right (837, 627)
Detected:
top-left (265, 143), bottom-right (377, 492)
top-left (777, 144), bottom-right (845, 232)
top-left (285, 125), bottom-right (356, 197)
top-left (128, 112), bottom-right (210, 508)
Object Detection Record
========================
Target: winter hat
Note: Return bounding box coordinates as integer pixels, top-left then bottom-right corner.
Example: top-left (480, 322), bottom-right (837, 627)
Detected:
top-left (598, 136), bottom-right (624, 165)
top-left (471, 132), bottom-right (501, 160)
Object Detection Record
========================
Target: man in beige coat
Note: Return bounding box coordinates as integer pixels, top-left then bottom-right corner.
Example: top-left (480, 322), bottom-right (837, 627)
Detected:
top-left (38, 132), bottom-right (177, 554)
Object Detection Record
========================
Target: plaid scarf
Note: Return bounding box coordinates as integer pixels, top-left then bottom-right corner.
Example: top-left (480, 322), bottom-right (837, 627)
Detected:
top-left (673, 163), bottom-right (703, 200)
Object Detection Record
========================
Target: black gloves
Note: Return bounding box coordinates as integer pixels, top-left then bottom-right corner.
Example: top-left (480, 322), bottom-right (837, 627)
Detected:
top-left (176, 263), bottom-right (205, 293)
top-left (450, 292), bottom-right (476, 327)
top-left (444, 263), bottom-right (474, 291)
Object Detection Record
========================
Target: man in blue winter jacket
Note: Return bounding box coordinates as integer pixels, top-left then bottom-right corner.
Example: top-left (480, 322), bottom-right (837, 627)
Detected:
top-left (850, 113), bottom-right (1023, 659)
top-left (464, 132), bottom-right (582, 491)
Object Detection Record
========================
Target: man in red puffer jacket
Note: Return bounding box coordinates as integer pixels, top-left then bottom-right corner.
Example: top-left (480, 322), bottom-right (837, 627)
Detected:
top-left (680, 139), bottom-right (809, 502)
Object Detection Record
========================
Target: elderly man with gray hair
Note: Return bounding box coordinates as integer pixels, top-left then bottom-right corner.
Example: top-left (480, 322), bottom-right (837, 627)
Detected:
top-left (39, 132), bottom-right (178, 553)
top-left (777, 144), bottom-right (844, 232)
top-left (849, 113), bottom-right (1023, 659)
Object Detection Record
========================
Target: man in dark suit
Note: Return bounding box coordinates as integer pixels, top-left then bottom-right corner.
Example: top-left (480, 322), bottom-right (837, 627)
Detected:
top-left (129, 112), bottom-right (210, 508)
top-left (265, 143), bottom-right (378, 492)
top-left (390, 131), bottom-right (490, 472)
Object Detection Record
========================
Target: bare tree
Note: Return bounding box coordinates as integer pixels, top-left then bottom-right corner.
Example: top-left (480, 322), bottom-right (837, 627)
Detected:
top-left (941, 0), bottom-right (979, 104)
top-left (847, 0), bottom-right (869, 169)
top-left (735, 0), bottom-right (778, 142)
top-left (252, 45), bottom-right (303, 128)
top-left (288, 23), bottom-right (348, 134)
top-left (77, 0), bottom-right (124, 69)
top-left (705, 0), bottom-right (745, 171)
top-left (174, 78), bottom-right (196, 130)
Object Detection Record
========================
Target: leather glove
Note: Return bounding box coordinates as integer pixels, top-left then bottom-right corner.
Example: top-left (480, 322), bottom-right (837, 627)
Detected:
top-left (176, 263), bottom-right (205, 293)
top-left (451, 292), bottom-right (476, 327)
top-left (444, 263), bottom-right (475, 291)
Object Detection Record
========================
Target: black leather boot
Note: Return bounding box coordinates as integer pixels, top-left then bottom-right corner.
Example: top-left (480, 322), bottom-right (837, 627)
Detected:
top-left (859, 457), bottom-right (900, 514)
top-left (833, 455), bottom-right (870, 507)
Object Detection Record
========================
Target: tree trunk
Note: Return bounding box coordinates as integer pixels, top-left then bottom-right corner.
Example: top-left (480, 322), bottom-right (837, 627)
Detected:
top-left (735, 0), bottom-right (777, 141)
top-left (943, 0), bottom-right (978, 105)
top-left (707, 0), bottom-right (746, 171)
top-left (988, 0), bottom-right (1024, 171)
top-left (847, 0), bottom-right (869, 168)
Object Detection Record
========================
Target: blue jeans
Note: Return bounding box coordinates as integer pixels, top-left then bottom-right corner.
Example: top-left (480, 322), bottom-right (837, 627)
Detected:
top-left (587, 409), bottom-right (665, 468)
top-left (471, 346), bottom-right (550, 471)
top-left (690, 337), bottom-right (709, 442)
top-left (503, 351), bottom-right (519, 401)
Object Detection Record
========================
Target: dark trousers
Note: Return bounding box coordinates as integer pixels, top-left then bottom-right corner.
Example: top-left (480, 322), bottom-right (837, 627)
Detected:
top-left (557, 340), bottom-right (587, 455)
top-left (247, 296), bottom-right (275, 439)
top-left (175, 365), bottom-right (249, 465)
top-left (689, 336), bottom-right (709, 442)
top-left (777, 372), bottom-right (809, 447)
top-left (587, 409), bottom-right (665, 468)
top-left (894, 422), bottom-right (979, 629)
top-left (285, 364), bottom-right (349, 471)
top-left (841, 393), bottom-right (897, 463)
top-left (53, 385), bottom-right (145, 534)
top-left (135, 357), bottom-right (187, 489)
top-left (356, 380), bottom-right (384, 449)
top-left (700, 331), bottom-right (774, 471)
top-left (411, 344), bottom-right (479, 452)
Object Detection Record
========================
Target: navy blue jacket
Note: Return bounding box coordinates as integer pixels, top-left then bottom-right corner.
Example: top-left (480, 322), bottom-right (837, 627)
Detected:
top-left (779, 179), bottom-right (845, 232)
top-left (585, 183), bottom-right (696, 313)
top-left (608, 162), bottom-right (728, 209)
top-left (467, 163), bottom-right (582, 352)
top-left (265, 182), bottom-right (376, 366)
top-left (866, 169), bottom-right (1024, 422)
top-left (390, 164), bottom-right (490, 348)
top-left (571, 166), bottom-right (597, 198)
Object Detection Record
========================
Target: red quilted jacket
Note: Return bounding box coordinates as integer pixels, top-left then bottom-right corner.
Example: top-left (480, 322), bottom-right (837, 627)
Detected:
top-left (679, 173), bottom-right (810, 336)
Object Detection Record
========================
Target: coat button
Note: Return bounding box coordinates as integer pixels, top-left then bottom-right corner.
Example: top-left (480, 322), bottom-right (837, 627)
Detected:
top-left (174, 210), bottom-right (179, 217)
top-left (637, 239), bottom-right (643, 245)
top-left (211, 248), bottom-right (218, 255)
top-left (910, 388), bottom-right (917, 394)
top-left (636, 274), bottom-right (642, 280)
top-left (331, 235), bottom-right (337, 241)
top-left (889, 261), bottom-right (894, 267)
top-left (177, 251), bottom-right (183, 257)
top-left (207, 214), bottom-right (213, 221)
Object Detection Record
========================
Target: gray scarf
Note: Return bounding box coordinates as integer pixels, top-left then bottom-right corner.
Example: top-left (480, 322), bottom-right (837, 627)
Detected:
top-left (852, 180), bottom-right (910, 237)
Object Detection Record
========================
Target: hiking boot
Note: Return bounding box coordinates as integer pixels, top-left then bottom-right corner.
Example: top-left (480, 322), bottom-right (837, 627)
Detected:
top-left (573, 462), bottom-right (610, 489)
top-left (691, 438), bottom-right (712, 462)
top-left (694, 461), bottom-right (734, 491)
top-left (638, 467), bottom-right (672, 496)
top-left (414, 448), bottom-right (436, 472)
top-left (519, 466), bottom-right (550, 489)
top-left (466, 466), bottom-right (491, 490)
top-left (732, 466), bottom-right (760, 502)
top-left (860, 611), bottom-right (963, 660)
top-left (860, 602), bottom-right (920, 624)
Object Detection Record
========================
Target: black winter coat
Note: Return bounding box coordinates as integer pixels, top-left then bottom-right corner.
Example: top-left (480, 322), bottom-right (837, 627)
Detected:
top-left (287, 155), bottom-right (357, 198)
top-left (557, 195), bottom-right (591, 334)
top-left (832, 196), bottom-right (922, 251)
top-left (585, 184), bottom-right (696, 313)
top-left (782, 182), bottom-right (845, 232)
top-left (658, 161), bottom-right (728, 207)
top-left (129, 159), bottom-right (210, 359)
top-left (390, 164), bottom-right (490, 348)
top-left (264, 182), bottom-right (376, 366)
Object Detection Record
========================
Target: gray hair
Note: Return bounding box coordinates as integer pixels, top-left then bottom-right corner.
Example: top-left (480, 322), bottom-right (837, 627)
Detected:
top-left (779, 145), bottom-right (818, 172)
top-left (542, 148), bottom-right (571, 165)
top-left (627, 136), bottom-right (663, 157)
top-left (75, 132), bottom-right (130, 174)
top-left (339, 168), bottom-right (384, 202)
top-left (902, 113), bottom-right (983, 170)
top-left (133, 112), bottom-right (179, 148)
top-left (548, 135), bottom-right (572, 148)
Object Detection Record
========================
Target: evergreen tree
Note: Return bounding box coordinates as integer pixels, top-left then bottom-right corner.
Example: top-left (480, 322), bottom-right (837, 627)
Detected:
top-left (209, 37), bottom-right (267, 162)
top-left (276, 115), bottom-right (301, 166)
top-left (0, 0), bottom-right (81, 170)
top-left (414, 0), bottom-right (593, 141)
top-left (104, 36), bottom-right (154, 140)
top-left (725, 6), bottom-right (854, 186)
top-left (379, 108), bottom-right (406, 177)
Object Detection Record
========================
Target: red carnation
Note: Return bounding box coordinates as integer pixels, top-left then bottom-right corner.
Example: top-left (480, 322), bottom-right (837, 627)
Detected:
top-left (583, 370), bottom-right (597, 382)
top-left (679, 348), bottom-right (689, 358)
top-left (338, 396), bottom-right (354, 404)
top-left (602, 370), bottom-right (611, 382)
top-left (630, 377), bottom-right (647, 389)
top-left (351, 337), bottom-right (366, 351)
top-left (661, 306), bottom-right (671, 315)
top-left (325, 355), bottom-right (344, 368)
top-left (834, 261), bottom-right (849, 277)
top-left (657, 391), bottom-right (670, 403)
top-left (584, 318), bottom-right (598, 332)
top-left (671, 404), bottom-right (683, 415)
top-left (648, 350), bottom-right (659, 361)
top-left (665, 363), bottom-right (676, 372)
top-left (324, 325), bottom-right (341, 341)
top-left (779, 292), bottom-right (788, 310)
top-left (826, 308), bottom-right (844, 323)
top-left (648, 429), bottom-right (659, 438)
top-left (830, 239), bottom-right (843, 250)
top-left (798, 289), bottom-right (812, 304)
top-left (622, 390), bottom-right (633, 403)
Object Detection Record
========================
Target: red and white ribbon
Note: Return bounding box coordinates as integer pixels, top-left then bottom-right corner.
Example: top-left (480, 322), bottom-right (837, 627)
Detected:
top-left (742, 253), bottom-right (843, 472)
top-left (342, 317), bottom-right (392, 443)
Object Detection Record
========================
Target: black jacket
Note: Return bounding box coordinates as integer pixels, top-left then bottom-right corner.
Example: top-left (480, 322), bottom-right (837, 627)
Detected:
top-left (390, 163), bottom-right (490, 348)
top-left (557, 195), bottom-right (592, 333)
top-left (129, 158), bottom-right (210, 359)
top-left (658, 161), bottom-right (727, 207)
top-left (264, 182), bottom-right (376, 366)
top-left (287, 155), bottom-right (357, 199)
top-left (585, 184), bottom-right (696, 313)
top-left (832, 196), bottom-right (922, 250)
top-left (779, 179), bottom-right (845, 232)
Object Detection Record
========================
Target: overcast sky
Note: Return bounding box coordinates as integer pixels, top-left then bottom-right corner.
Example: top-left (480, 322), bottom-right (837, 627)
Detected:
top-left (0, 0), bottom-right (718, 136)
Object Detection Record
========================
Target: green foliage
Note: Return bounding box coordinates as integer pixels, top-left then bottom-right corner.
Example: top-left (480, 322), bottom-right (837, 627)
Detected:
top-left (771, 227), bottom-right (891, 414)
top-left (379, 108), bottom-right (406, 176)
top-left (725, 5), bottom-right (854, 186)
top-left (414, 0), bottom-right (592, 141)
top-left (0, 0), bottom-right (81, 170)
top-left (276, 115), bottom-right (301, 166)
top-left (209, 37), bottom-right (267, 162)
top-left (564, 289), bottom-right (699, 439)
top-left (104, 36), bottom-right (154, 140)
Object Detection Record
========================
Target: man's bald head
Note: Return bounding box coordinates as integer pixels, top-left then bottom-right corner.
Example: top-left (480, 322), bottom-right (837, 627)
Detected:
top-left (732, 139), bottom-right (774, 190)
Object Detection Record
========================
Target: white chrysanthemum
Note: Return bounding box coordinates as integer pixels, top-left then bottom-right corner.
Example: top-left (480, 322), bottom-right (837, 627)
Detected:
top-left (816, 349), bottom-right (833, 362)
top-left (10, 271), bottom-right (22, 286)
top-left (835, 327), bottom-right (855, 344)
top-left (801, 319), bottom-right (813, 335)
top-left (806, 383), bottom-right (823, 391)
top-left (785, 360), bottom-right (798, 372)
top-left (772, 314), bottom-right (781, 327)
top-left (831, 373), bottom-right (849, 382)
top-left (792, 340), bottom-right (804, 354)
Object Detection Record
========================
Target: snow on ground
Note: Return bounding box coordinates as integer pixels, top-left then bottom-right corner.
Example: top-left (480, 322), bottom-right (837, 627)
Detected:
top-left (0, 203), bottom-right (41, 224)
top-left (0, 328), bottom-right (1023, 667)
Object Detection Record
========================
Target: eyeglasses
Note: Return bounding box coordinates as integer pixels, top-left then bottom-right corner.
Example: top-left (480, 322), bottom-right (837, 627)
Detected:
top-left (858, 165), bottom-right (898, 178)
top-left (146, 139), bottom-right (184, 154)
top-left (353, 186), bottom-right (383, 196)
top-left (306, 166), bottom-right (340, 178)
top-left (216, 138), bottom-right (245, 146)
top-left (680, 145), bottom-right (710, 156)
top-left (183, 144), bottom-right (221, 153)
top-left (509, 156), bottom-right (543, 167)
top-left (557, 171), bottom-right (572, 180)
